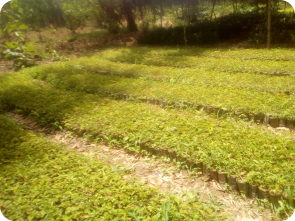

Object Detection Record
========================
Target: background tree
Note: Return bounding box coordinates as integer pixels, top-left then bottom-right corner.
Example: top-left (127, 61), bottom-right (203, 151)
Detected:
top-left (17, 0), bottom-right (66, 28)
top-left (99, 0), bottom-right (138, 32)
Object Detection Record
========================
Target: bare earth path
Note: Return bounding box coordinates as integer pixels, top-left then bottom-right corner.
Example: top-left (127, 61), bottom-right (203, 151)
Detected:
top-left (8, 112), bottom-right (275, 221)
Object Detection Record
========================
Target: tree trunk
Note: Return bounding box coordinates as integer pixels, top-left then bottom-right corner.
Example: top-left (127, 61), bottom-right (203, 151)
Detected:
top-left (183, 0), bottom-right (189, 46)
top-left (211, 0), bottom-right (217, 21)
top-left (38, 9), bottom-right (46, 27)
top-left (187, 4), bottom-right (190, 24)
top-left (126, 14), bottom-right (138, 32)
top-left (184, 26), bottom-right (187, 46)
top-left (122, 0), bottom-right (138, 32)
top-left (160, 2), bottom-right (163, 27)
top-left (267, 0), bottom-right (271, 49)
top-left (50, 0), bottom-right (66, 27)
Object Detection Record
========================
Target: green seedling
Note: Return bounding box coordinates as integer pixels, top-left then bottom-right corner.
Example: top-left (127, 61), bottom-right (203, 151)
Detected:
top-left (4, 115), bottom-right (221, 220)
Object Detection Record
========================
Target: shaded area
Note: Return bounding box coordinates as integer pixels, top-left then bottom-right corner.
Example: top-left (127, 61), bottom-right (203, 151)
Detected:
top-left (138, 12), bottom-right (295, 46)
top-left (0, 115), bottom-right (27, 165)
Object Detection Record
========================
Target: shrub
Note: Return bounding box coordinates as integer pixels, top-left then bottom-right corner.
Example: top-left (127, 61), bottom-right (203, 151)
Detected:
top-left (0, 1), bottom-right (39, 71)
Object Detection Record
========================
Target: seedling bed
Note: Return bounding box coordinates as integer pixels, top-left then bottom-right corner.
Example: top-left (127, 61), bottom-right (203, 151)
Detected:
top-left (0, 115), bottom-right (221, 220)
top-left (113, 47), bottom-right (295, 62)
top-left (99, 49), bottom-right (295, 76)
top-left (30, 70), bottom-right (295, 129)
top-left (1, 73), bottom-right (294, 202)
top-left (30, 57), bottom-right (295, 95)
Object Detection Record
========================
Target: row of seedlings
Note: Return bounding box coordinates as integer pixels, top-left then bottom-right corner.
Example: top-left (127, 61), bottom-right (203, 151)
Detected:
top-left (1, 73), bottom-right (294, 210)
top-left (99, 49), bottom-right (295, 76)
top-left (28, 69), bottom-right (295, 130)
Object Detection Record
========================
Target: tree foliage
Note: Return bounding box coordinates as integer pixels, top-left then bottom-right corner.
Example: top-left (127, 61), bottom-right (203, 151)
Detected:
top-left (0, 0), bottom-right (38, 71)
top-left (1, 0), bottom-right (294, 50)
top-left (17, 0), bottom-right (66, 28)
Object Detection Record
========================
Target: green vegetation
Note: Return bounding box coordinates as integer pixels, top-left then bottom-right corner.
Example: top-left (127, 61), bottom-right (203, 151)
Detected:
top-left (97, 47), bottom-right (295, 61)
top-left (1, 0), bottom-right (295, 219)
top-left (0, 0), bottom-right (38, 70)
top-left (26, 56), bottom-right (295, 94)
top-left (0, 114), bottom-right (223, 220)
top-left (31, 66), bottom-right (295, 119)
top-left (99, 48), bottom-right (295, 75)
top-left (25, 53), bottom-right (295, 121)
top-left (1, 73), bottom-right (295, 197)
